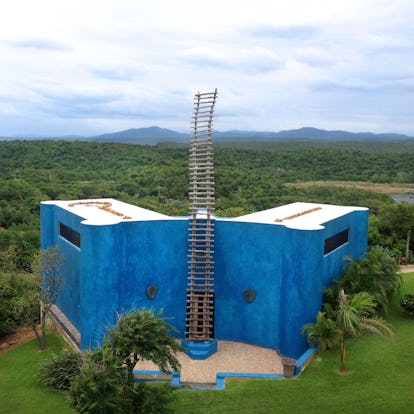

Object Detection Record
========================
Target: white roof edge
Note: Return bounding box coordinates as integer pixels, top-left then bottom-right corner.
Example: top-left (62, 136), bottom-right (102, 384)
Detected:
top-left (41, 198), bottom-right (172, 224)
top-left (230, 202), bottom-right (368, 229)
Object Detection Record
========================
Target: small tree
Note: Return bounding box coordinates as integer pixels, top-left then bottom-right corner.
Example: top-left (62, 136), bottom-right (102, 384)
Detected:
top-left (104, 308), bottom-right (182, 385)
top-left (336, 289), bottom-right (394, 372)
top-left (21, 247), bottom-right (64, 349)
top-left (304, 289), bottom-right (394, 372)
top-left (68, 308), bottom-right (180, 414)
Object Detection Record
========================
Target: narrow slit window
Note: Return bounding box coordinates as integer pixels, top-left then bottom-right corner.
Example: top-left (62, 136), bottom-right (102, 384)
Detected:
top-left (324, 229), bottom-right (349, 255)
top-left (59, 222), bottom-right (81, 248)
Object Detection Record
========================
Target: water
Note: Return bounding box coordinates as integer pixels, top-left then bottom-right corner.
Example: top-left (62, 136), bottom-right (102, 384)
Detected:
top-left (390, 194), bottom-right (414, 204)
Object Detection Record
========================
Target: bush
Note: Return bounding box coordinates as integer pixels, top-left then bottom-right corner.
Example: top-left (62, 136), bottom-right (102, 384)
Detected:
top-left (38, 349), bottom-right (83, 391)
top-left (324, 246), bottom-right (401, 314)
top-left (131, 383), bottom-right (175, 414)
top-left (0, 273), bottom-right (39, 337)
top-left (68, 309), bottom-right (179, 414)
top-left (400, 294), bottom-right (414, 316)
top-left (68, 358), bottom-right (175, 414)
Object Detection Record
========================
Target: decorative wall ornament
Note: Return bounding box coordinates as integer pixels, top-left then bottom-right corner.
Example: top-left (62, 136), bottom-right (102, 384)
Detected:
top-left (146, 285), bottom-right (159, 300)
top-left (243, 288), bottom-right (257, 303)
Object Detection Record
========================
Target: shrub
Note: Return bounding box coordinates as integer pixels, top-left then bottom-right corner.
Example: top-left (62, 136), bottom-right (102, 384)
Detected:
top-left (0, 273), bottom-right (39, 337)
top-left (324, 246), bottom-right (401, 314)
top-left (302, 311), bottom-right (341, 352)
top-left (400, 294), bottom-right (414, 316)
top-left (131, 383), bottom-right (175, 414)
top-left (68, 309), bottom-right (179, 414)
top-left (68, 360), bottom-right (128, 414)
top-left (38, 349), bottom-right (83, 391)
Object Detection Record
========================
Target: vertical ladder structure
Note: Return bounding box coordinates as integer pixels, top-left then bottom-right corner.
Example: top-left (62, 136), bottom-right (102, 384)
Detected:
top-left (185, 89), bottom-right (217, 348)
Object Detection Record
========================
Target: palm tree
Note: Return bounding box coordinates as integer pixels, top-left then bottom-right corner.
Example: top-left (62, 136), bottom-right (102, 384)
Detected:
top-left (303, 289), bottom-right (394, 372)
top-left (303, 311), bottom-right (341, 352)
top-left (336, 289), bottom-right (394, 372)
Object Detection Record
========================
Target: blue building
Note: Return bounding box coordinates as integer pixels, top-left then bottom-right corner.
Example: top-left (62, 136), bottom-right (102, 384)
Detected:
top-left (40, 198), bottom-right (368, 359)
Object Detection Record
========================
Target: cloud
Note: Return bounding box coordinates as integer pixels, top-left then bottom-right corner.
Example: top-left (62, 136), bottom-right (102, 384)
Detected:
top-left (0, 0), bottom-right (413, 136)
top-left (10, 38), bottom-right (71, 52)
top-left (246, 24), bottom-right (320, 40)
top-left (89, 68), bottom-right (138, 82)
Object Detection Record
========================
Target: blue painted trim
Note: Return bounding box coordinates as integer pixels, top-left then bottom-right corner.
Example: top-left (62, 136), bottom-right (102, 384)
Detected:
top-left (294, 346), bottom-right (318, 376)
top-left (182, 339), bottom-right (218, 360)
top-left (172, 372), bottom-right (181, 387)
top-left (132, 346), bottom-right (317, 390)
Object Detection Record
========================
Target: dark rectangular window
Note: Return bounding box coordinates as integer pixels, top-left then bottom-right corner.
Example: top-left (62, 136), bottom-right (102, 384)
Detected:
top-left (59, 222), bottom-right (81, 248)
top-left (324, 229), bottom-right (349, 255)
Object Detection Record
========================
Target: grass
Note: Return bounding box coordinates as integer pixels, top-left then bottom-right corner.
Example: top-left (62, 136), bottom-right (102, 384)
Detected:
top-left (172, 273), bottom-right (414, 414)
top-left (1, 275), bottom-right (413, 414)
top-left (0, 333), bottom-right (73, 414)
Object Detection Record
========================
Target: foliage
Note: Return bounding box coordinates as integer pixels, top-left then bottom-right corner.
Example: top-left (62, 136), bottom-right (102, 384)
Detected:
top-left (68, 308), bottom-right (179, 414)
top-left (336, 289), bottom-right (394, 371)
top-left (68, 358), bottom-right (129, 414)
top-left (131, 383), bottom-right (175, 414)
top-left (1, 276), bottom-right (414, 414)
top-left (400, 294), bottom-right (414, 316)
top-left (38, 349), bottom-right (83, 391)
top-left (68, 356), bottom-right (175, 414)
top-left (302, 310), bottom-right (341, 352)
top-left (30, 247), bottom-right (64, 350)
top-left (104, 308), bottom-right (182, 383)
top-left (375, 202), bottom-right (414, 259)
top-left (324, 246), bottom-right (401, 314)
top-left (0, 272), bottom-right (39, 336)
top-left (304, 289), bottom-right (394, 372)
top-left (1, 139), bottom-right (413, 270)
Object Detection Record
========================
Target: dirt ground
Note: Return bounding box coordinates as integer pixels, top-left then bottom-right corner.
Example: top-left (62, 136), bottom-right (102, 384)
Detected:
top-left (0, 326), bottom-right (38, 355)
top-left (400, 265), bottom-right (414, 273)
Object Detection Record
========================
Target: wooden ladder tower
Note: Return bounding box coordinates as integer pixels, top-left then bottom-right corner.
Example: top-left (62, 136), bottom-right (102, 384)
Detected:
top-left (185, 89), bottom-right (218, 342)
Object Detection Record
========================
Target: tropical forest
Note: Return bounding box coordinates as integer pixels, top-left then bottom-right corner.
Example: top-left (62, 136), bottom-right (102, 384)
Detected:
top-left (1, 138), bottom-right (414, 414)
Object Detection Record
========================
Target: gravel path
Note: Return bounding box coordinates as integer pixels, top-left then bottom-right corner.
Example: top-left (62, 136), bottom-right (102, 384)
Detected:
top-left (134, 340), bottom-right (283, 384)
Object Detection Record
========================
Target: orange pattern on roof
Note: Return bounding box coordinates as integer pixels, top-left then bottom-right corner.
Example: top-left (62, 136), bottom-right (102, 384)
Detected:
top-left (68, 201), bottom-right (131, 220)
top-left (274, 207), bottom-right (322, 223)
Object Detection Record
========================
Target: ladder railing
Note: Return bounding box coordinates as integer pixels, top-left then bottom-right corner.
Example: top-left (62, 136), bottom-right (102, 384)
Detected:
top-left (185, 89), bottom-right (217, 341)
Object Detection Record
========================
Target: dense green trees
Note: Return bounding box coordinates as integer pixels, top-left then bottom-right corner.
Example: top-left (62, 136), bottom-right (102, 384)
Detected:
top-left (0, 138), bottom-right (413, 286)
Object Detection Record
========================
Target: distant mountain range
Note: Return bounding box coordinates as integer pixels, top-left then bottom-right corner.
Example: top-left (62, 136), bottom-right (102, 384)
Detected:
top-left (2, 126), bottom-right (414, 144)
top-left (91, 126), bottom-right (414, 144)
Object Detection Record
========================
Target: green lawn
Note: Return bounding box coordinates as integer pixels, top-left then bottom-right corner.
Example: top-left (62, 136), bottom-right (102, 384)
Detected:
top-left (172, 273), bottom-right (414, 414)
top-left (0, 333), bottom-right (73, 414)
top-left (1, 274), bottom-right (413, 414)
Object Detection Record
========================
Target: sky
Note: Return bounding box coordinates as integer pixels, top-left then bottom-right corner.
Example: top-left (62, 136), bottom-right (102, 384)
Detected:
top-left (0, 0), bottom-right (413, 137)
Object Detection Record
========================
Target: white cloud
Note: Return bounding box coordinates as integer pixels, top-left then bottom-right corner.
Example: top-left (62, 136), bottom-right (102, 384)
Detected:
top-left (0, 0), bottom-right (413, 136)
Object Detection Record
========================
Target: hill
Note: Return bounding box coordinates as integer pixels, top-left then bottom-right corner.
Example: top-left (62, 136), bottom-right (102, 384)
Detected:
top-left (91, 126), bottom-right (414, 144)
top-left (2, 126), bottom-right (413, 144)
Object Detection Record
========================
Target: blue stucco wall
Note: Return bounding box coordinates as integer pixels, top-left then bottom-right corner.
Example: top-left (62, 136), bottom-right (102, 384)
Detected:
top-left (279, 227), bottom-right (324, 358)
top-left (214, 221), bottom-right (283, 348)
top-left (79, 219), bottom-right (188, 348)
top-left (40, 203), bottom-right (82, 331)
top-left (322, 209), bottom-right (369, 285)
top-left (40, 202), bottom-right (369, 358)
